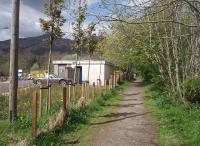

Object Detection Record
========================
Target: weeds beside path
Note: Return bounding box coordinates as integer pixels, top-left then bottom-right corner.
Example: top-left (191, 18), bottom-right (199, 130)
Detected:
top-left (32, 80), bottom-right (157, 146)
top-left (144, 83), bottom-right (200, 146)
top-left (31, 81), bottom-right (129, 146)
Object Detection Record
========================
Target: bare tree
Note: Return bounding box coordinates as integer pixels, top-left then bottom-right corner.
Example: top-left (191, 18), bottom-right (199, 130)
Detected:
top-left (72, 1), bottom-right (86, 83)
top-left (85, 23), bottom-right (96, 81)
top-left (40, 0), bottom-right (66, 86)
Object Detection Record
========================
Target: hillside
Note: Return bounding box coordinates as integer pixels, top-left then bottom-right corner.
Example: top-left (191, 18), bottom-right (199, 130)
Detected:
top-left (0, 35), bottom-right (75, 75)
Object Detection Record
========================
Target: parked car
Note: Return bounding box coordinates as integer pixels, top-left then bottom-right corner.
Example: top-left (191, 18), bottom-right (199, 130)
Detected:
top-left (32, 74), bottom-right (73, 86)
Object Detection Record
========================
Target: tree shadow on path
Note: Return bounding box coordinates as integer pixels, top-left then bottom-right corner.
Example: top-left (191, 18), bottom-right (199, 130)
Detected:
top-left (121, 92), bottom-right (140, 96)
top-left (119, 98), bottom-right (138, 101)
top-left (105, 102), bottom-right (143, 108)
top-left (91, 112), bottom-right (150, 125)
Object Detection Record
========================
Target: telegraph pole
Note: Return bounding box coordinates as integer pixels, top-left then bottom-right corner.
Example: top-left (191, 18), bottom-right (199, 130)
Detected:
top-left (9, 0), bottom-right (20, 122)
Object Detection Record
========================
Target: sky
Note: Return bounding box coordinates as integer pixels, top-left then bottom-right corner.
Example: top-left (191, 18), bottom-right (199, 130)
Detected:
top-left (0, 0), bottom-right (107, 41)
top-left (0, 0), bottom-right (143, 41)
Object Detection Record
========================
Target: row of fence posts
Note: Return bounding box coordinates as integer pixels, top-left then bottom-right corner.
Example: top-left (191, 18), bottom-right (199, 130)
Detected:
top-left (32, 71), bottom-right (123, 137)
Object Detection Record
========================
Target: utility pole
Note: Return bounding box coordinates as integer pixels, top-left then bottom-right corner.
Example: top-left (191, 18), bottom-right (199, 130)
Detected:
top-left (9, 0), bottom-right (20, 122)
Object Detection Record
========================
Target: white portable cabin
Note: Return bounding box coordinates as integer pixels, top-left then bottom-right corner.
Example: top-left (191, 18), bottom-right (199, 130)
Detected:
top-left (53, 60), bottom-right (114, 85)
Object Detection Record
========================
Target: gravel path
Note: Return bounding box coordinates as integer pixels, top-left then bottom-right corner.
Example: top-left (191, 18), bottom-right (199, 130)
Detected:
top-left (91, 80), bottom-right (156, 146)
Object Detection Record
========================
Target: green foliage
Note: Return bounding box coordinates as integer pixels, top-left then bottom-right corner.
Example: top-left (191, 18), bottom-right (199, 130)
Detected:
top-left (101, 22), bottom-right (159, 81)
top-left (0, 86), bottom-right (63, 145)
top-left (0, 80), bottom-right (129, 146)
top-left (72, 3), bottom-right (87, 54)
top-left (181, 76), bottom-right (200, 103)
top-left (144, 83), bottom-right (200, 146)
top-left (30, 63), bottom-right (40, 71)
top-left (32, 81), bottom-right (129, 146)
top-left (39, 0), bottom-right (66, 39)
top-left (0, 95), bottom-right (8, 119)
top-left (39, 0), bottom-right (66, 76)
top-left (85, 23), bottom-right (96, 56)
top-left (0, 61), bottom-right (9, 75)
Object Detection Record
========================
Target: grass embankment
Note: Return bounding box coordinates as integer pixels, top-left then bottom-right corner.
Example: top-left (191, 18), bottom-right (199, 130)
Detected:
top-left (31, 81), bottom-right (129, 146)
top-left (0, 86), bottom-right (63, 146)
top-left (144, 84), bottom-right (200, 146)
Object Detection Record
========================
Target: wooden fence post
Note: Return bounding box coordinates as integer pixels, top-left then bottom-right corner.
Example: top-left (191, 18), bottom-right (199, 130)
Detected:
top-left (110, 75), bottom-right (113, 89)
top-left (48, 85), bottom-right (51, 112)
top-left (93, 82), bottom-right (95, 99)
top-left (81, 83), bottom-right (84, 97)
top-left (46, 90), bottom-right (48, 113)
top-left (109, 78), bottom-right (111, 90)
top-left (79, 84), bottom-right (82, 98)
top-left (87, 82), bottom-right (90, 99)
top-left (99, 79), bottom-right (103, 96)
top-left (63, 87), bottom-right (67, 110)
top-left (39, 86), bottom-right (42, 117)
top-left (72, 84), bottom-right (75, 100)
top-left (84, 82), bottom-right (87, 98)
top-left (104, 80), bottom-right (107, 89)
top-left (104, 80), bottom-right (107, 95)
top-left (97, 79), bottom-right (99, 88)
top-left (32, 92), bottom-right (38, 137)
top-left (68, 85), bottom-right (71, 101)
top-left (117, 73), bottom-right (120, 83)
top-left (39, 86), bottom-right (48, 113)
top-left (113, 71), bottom-right (116, 88)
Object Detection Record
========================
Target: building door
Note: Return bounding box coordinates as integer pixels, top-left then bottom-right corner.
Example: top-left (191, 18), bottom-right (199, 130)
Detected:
top-left (76, 66), bottom-right (82, 84)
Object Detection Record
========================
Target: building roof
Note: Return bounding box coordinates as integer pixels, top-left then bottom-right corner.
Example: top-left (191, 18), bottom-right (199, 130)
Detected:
top-left (53, 60), bottom-right (113, 66)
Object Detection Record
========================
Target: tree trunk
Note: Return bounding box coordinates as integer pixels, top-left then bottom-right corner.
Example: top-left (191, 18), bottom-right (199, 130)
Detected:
top-left (9, 0), bottom-right (20, 122)
top-left (99, 54), bottom-right (102, 80)
top-left (74, 53), bottom-right (78, 84)
top-left (47, 33), bottom-right (53, 86)
top-left (165, 27), bottom-right (175, 92)
top-left (87, 54), bottom-right (91, 81)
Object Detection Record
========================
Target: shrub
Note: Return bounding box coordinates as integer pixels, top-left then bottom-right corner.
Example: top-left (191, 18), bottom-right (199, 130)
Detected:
top-left (30, 63), bottom-right (40, 71)
top-left (181, 76), bottom-right (200, 103)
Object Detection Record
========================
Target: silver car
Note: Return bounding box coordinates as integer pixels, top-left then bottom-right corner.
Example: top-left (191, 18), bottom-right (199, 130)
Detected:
top-left (32, 74), bottom-right (73, 86)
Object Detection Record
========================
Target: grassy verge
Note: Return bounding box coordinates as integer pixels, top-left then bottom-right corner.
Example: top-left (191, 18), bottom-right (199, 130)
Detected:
top-left (31, 81), bottom-right (129, 146)
top-left (0, 86), bottom-right (63, 146)
top-left (144, 83), bottom-right (200, 146)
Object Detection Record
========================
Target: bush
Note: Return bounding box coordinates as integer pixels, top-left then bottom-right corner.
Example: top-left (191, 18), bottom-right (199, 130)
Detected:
top-left (30, 63), bottom-right (40, 71)
top-left (181, 76), bottom-right (200, 103)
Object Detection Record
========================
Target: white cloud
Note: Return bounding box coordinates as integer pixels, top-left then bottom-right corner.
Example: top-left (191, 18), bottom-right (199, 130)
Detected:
top-left (0, 29), bottom-right (11, 41)
top-left (0, 2), bottom-right (11, 41)
top-left (19, 4), bottom-right (45, 38)
top-left (0, 3), bottom-right (46, 41)
top-left (0, 0), bottom-right (103, 41)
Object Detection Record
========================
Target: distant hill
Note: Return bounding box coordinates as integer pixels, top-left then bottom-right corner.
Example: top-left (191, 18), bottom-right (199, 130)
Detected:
top-left (0, 35), bottom-right (76, 75)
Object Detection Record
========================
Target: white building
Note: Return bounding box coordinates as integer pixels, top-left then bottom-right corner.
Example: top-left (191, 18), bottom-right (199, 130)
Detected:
top-left (53, 60), bottom-right (114, 85)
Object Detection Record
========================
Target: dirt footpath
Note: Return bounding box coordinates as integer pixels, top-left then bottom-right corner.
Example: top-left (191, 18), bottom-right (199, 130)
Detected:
top-left (91, 81), bottom-right (156, 146)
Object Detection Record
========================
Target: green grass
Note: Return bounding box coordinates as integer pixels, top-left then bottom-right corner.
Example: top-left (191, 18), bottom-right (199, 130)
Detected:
top-left (0, 86), bottom-right (63, 146)
top-left (0, 81), bottom-right (129, 146)
top-left (31, 81), bottom-right (129, 146)
top-left (144, 83), bottom-right (200, 146)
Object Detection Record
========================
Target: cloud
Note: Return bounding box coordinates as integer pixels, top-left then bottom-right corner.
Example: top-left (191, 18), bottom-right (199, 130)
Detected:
top-left (19, 4), bottom-right (45, 38)
top-left (0, 0), bottom-right (105, 41)
top-left (0, 1), bottom-right (45, 41)
top-left (0, 29), bottom-right (11, 41)
top-left (22, 0), bottom-right (45, 11)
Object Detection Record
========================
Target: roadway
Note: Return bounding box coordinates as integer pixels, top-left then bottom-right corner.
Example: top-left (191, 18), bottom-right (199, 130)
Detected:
top-left (0, 80), bottom-right (33, 93)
